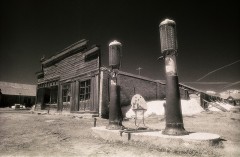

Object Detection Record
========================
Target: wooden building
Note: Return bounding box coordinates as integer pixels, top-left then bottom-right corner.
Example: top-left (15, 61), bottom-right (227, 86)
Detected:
top-left (0, 81), bottom-right (36, 108)
top-left (220, 90), bottom-right (240, 106)
top-left (36, 39), bottom-right (190, 117)
top-left (36, 39), bottom-right (100, 114)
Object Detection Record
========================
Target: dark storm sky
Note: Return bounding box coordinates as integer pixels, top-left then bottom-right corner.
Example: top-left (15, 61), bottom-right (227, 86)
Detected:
top-left (0, 0), bottom-right (239, 91)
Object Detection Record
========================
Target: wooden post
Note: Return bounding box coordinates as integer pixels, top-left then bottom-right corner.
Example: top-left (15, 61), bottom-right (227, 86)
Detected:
top-left (75, 81), bottom-right (79, 111)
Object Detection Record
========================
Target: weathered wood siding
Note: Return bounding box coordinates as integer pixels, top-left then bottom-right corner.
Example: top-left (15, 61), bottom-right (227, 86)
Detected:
top-left (37, 45), bottom-right (100, 113)
top-left (99, 70), bottom-right (110, 118)
top-left (43, 47), bottom-right (100, 82)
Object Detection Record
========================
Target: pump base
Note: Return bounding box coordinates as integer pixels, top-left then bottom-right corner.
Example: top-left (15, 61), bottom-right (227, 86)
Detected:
top-left (106, 121), bottom-right (123, 130)
top-left (163, 123), bottom-right (189, 136)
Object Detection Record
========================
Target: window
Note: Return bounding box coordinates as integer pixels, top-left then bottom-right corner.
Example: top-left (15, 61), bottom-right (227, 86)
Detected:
top-left (84, 51), bottom-right (99, 62)
top-left (62, 84), bottom-right (71, 103)
top-left (79, 80), bottom-right (91, 101)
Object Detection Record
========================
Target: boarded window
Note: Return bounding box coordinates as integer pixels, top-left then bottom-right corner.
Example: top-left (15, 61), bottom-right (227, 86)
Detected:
top-left (79, 80), bottom-right (91, 101)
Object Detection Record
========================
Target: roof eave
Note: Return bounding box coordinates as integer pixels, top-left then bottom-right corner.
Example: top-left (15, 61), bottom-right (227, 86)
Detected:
top-left (42, 39), bottom-right (89, 66)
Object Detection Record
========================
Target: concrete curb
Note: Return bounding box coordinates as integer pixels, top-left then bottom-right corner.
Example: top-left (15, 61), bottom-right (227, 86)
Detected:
top-left (92, 126), bottom-right (221, 149)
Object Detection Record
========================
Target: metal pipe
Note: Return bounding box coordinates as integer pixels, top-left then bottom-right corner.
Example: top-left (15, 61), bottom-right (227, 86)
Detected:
top-left (94, 117), bottom-right (97, 127)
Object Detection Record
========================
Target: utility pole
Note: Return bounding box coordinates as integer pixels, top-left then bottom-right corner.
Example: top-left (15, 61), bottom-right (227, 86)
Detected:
top-left (136, 67), bottom-right (143, 76)
top-left (19, 93), bottom-right (21, 104)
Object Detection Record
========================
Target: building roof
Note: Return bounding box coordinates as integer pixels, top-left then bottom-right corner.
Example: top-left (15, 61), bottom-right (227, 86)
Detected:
top-left (100, 67), bottom-right (166, 85)
top-left (42, 39), bottom-right (88, 67)
top-left (219, 90), bottom-right (240, 100)
top-left (0, 81), bottom-right (36, 96)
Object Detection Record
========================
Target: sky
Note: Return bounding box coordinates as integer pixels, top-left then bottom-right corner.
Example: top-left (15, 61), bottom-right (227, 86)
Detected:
top-left (0, 0), bottom-right (239, 92)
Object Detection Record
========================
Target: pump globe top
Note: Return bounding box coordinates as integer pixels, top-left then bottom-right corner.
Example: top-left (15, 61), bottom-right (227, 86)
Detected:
top-left (109, 40), bottom-right (122, 46)
top-left (159, 19), bottom-right (176, 26)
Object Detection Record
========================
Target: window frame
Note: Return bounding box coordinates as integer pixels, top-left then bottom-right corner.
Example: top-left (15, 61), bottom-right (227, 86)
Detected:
top-left (79, 79), bottom-right (91, 101)
top-left (62, 84), bottom-right (71, 103)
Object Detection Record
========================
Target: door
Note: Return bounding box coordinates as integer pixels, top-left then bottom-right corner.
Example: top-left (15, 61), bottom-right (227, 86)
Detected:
top-left (62, 83), bottom-right (71, 111)
top-left (79, 79), bottom-right (91, 111)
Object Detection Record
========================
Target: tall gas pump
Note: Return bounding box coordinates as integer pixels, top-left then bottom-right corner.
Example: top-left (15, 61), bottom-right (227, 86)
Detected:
top-left (159, 19), bottom-right (188, 135)
top-left (106, 40), bottom-right (123, 130)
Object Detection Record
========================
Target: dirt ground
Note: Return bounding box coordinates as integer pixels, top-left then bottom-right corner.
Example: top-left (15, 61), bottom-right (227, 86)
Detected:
top-left (0, 108), bottom-right (240, 157)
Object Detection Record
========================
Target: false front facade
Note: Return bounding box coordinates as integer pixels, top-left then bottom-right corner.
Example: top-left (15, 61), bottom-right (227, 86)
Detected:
top-left (36, 39), bottom-right (101, 114)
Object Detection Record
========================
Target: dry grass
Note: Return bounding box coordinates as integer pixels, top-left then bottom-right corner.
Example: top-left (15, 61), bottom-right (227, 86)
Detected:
top-left (121, 110), bottom-right (240, 156)
top-left (0, 109), bottom-right (239, 156)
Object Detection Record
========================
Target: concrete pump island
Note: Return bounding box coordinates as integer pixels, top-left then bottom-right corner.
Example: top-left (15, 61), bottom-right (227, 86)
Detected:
top-left (91, 19), bottom-right (221, 150)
